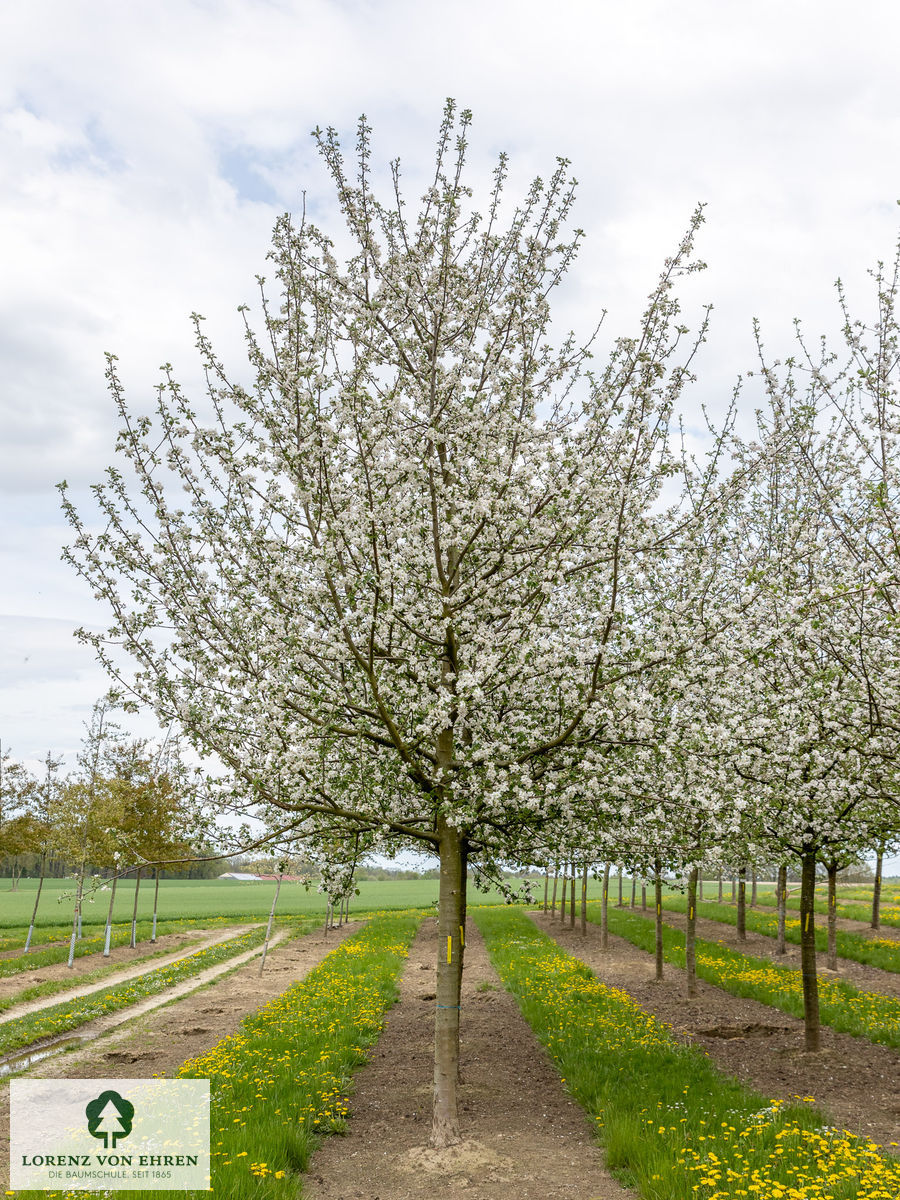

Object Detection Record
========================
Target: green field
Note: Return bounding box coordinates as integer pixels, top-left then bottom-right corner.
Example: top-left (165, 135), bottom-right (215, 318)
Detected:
top-left (2, 875), bottom-right (894, 936)
top-left (0, 874), bottom-right (577, 932)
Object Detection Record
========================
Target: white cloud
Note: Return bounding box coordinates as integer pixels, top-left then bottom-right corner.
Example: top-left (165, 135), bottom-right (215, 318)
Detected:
top-left (2, 0), bottom-right (900, 840)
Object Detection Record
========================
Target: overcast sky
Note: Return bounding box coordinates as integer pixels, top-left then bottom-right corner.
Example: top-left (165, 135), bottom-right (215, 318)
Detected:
top-left (2, 0), bottom-right (900, 869)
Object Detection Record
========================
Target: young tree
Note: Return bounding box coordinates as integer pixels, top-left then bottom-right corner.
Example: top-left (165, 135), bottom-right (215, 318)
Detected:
top-left (54, 698), bottom-right (125, 964)
top-left (62, 104), bottom-right (712, 1145)
top-left (23, 752), bottom-right (65, 952)
top-left (0, 743), bottom-right (36, 890)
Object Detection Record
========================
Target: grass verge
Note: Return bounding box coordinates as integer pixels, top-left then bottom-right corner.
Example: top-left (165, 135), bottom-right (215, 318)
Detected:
top-left (596, 907), bottom-right (900, 1051)
top-left (660, 895), bottom-right (900, 973)
top-left (749, 893), bottom-right (900, 930)
top-left (476, 906), bottom-right (900, 1200)
top-left (0, 935), bottom-right (211, 1016)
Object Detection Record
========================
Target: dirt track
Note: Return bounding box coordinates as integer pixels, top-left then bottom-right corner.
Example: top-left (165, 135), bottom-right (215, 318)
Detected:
top-left (0, 920), bottom-right (360, 1191)
top-left (304, 917), bottom-right (634, 1200)
top-left (0, 925), bottom-right (254, 1021)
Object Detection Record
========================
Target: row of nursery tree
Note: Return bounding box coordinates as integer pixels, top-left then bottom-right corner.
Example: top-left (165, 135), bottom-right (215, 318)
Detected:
top-left (0, 700), bottom-right (217, 960)
top-left (50, 104), bottom-right (900, 1144)
top-left (538, 853), bottom-right (890, 991)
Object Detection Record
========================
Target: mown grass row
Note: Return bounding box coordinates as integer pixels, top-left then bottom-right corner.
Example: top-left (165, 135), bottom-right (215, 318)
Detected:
top-left (660, 895), bottom-right (900, 973)
top-left (748, 891), bottom-right (900, 930)
top-left (595, 907), bottom-right (900, 1051)
top-left (0, 924), bottom-right (279, 1058)
top-left (476, 907), bottom-right (900, 1200)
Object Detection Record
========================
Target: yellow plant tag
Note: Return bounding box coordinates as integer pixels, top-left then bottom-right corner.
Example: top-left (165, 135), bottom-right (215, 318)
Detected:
top-left (447, 935), bottom-right (452, 964)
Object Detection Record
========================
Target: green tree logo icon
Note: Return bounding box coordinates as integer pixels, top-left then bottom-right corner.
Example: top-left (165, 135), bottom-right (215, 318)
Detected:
top-left (85, 1090), bottom-right (135, 1149)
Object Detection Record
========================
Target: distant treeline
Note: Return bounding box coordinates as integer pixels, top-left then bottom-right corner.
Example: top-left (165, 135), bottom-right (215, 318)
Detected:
top-left (1, 850), bottom-right (221, 880)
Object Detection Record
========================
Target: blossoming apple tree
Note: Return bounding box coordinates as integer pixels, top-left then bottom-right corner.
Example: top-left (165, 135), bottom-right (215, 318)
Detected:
top-left (62, 103), bottom-right (717, 1145)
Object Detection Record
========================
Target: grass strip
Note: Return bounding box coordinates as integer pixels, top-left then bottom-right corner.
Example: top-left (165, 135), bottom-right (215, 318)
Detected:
top-left (166, 909), bottom-right (421, 1199)
top-left (660, 895), bottom-right (900, 973)
top-left (597, 907), bottom-right (900, 1051)
top-left (748, 893), bottom-right (900, 930)
top-left (475, 906), bottom-right (900, 1200)
top-left (0, 925), bottom-right (277, 1058)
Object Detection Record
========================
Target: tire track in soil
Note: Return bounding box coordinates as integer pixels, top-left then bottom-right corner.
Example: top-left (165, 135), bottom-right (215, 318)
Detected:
top-left (532, 910), bottom-right (900, 1152)
top-left (0, 925), bottom-right (257, 1022)
top-left (0, 919), bottom-right (362, 1190)
top-left (304, 916), bottom-right (635, 1200)
top-left (0, 928), bottom-right (213, 1005)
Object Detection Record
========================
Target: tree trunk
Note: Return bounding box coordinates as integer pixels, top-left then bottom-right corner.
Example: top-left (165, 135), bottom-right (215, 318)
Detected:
top-left (731, 875), bottom-right (736, 902)
top-left (67, 869), bottom-right (85, 968)
top-left (736, 867), bottom-right (747, 940)
top-left (433, 819), bottom-right (466, 1148)
top-left (775, 863), bottom-right (787, 955)
top-left (871, 850), bottom-right (883, 931)
top-left (543, 869), bottom-right (549, 913)
top-left (600, 862), bottom-right (610, 950)
top-left (580, 862), bottom-right (588, 936)
top-left (641, 883), bottom-right (647, 912)
top-left (259, 873), bottom-right (283, 974)
top-left (685, 867), bottom-right (698, 998)
top-left (23, 856), bottom-right (46, 953)
top-left (558, 864), bottom-right (567, 921)
top-left (103, 873), bottom-right (118, 957)
top-left (151, 868), bottom-right (160, 943)
top-left (717, 873), bottom-right (723, 903)
top-left (130, 868), bottom-right (142, 948)
top-left (617, 866), bottom-right (623, 908)
top-left (751, 868), bottom-right (758, 908)
top-left (458, 843), bottom-right (468, 1011)
top-left (550, 866), bottom-right (558, 917)
top-left (654, 869), bottom-right (664, 981)
top-left (630, 875), bottom-right (636, 908)
top-left (569, 861), bottom-right (576, 928)
top-left (826, 861), bottom-right (838, 972)
top-left (799, 848), bottom-right (821, 1051)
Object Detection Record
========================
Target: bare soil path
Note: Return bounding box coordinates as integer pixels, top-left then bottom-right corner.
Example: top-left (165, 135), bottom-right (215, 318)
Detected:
top-left (532, 911), bottom-right (900, 1152)
top-left (0, 920), bottom-right (361, 1190)
top-left (0, 925), bottom-right (252, 1020)
top-left (304, 916), bottom-right (634, 1200)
